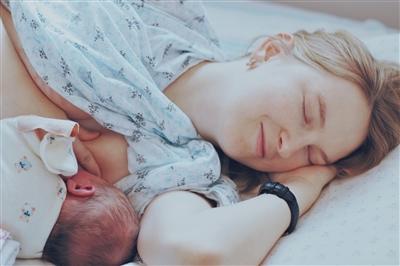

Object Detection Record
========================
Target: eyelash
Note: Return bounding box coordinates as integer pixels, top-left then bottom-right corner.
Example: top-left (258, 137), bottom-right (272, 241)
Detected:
top-left (303, 95), bottom-right (308, 124)
top-left (303, 95), bottom-right (313, 165)
top-left (307, 145), bottom-right (312, 165)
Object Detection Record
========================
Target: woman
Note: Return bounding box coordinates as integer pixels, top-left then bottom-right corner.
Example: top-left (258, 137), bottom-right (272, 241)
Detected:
top-left (1, 0), bottom-right (399, 264)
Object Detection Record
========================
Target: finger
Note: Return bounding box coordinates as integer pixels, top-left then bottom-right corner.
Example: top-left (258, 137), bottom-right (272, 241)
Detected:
top-left (78, 126), bottom-right (101, 141)
top-left (73, 138), bottom-right (102, 176)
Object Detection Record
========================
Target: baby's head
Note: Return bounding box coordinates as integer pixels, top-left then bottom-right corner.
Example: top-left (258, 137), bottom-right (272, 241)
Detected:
top-left (43, 168), bottom-right (139, 266)
top-left (1, 115), bottom-right (139, 265)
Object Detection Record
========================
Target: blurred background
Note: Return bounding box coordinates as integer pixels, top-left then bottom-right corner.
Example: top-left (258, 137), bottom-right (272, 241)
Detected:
top-left (269, 0), bottom-right (399, 29)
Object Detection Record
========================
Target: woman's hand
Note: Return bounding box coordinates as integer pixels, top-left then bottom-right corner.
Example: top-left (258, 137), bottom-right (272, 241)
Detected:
top-left (270, 165), bottom-right (337, 190)
top-left (269, 165), bottom-right (337, 215)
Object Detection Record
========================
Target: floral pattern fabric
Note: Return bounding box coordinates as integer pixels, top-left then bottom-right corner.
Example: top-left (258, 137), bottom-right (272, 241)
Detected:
top-left (7, 0), bottom-right (240, 216)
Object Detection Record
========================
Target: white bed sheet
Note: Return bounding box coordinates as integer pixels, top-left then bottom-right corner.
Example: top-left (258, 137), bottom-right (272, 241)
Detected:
top-left (15, 1), bottom-right (399, 265)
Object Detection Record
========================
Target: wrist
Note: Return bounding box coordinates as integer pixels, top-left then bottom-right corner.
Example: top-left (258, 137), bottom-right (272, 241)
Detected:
top-left (258, 181), bottom-right (299, 235)
top-left (283, 178), bottom-right (321, 216)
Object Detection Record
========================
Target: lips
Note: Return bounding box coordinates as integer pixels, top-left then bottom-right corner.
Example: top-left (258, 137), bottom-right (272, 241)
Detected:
top-left (257, 122), bottom-right (265, 158)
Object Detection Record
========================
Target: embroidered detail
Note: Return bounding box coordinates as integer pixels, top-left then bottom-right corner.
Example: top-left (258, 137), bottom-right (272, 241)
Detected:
top-left (103, 122), bottom-right (114, 129)
top-left (88, 103), bottom-right (99, 114)
top-left (56, 182), bottom-right (65, 200)
top-left (39, 48), bottom-right (48, 59)
top-left (47, 135), bottom-right (56, 144)
top-left (144, 86), bottom-right (152, 96)
top-left (162, 71), bottom-right (174, 81)
top-left (131, 130), bottom-right (144, 143)
top-left (204, 169), bottom-right (216, 181)
top-left (42, 75), bottom-right (49, 85)
top-left (166, 103), bottom-right (176, 112)
top-left (157, 120), bottom-right (166, 131)
top-left (129, 113), bottom-right (146, 128)
top-left (137, 168), bottom-right (150, 179)
top-left (71, 14), bottom-right (82, 24)
top-left (14, 156), bottom-right (32, 173)
top-left (133, 183), bottom-right (147, 193)
top-left (62, 82), bottom-right (74, 95)
top-left (20, 203), bottom-right (36, 223)
top-left (117, 67), bottom-right (126, 79)
top-left (99, 96), bottom-right (113, 103)
top-left (177, 178), bottom-right (186, 186)
top-left (126, 17), bottom-right (140, 30)
top-left (60, 57), bottom-right (71, 77)
top-left (72, 42), bottom-right (88, 52)
top-left (145, 56), bottom-right (156, 68)
top-left (20, 12), bottom-right (27, 23)
top-left (120, 50), bottom-right (127, 58)
top-left (130, 89), bottom-right (143, 99)
top-left (131, 0), bottom-right (145, 9)
top-left (181, 56), bottom-right (191, 69)
top-left (30, 19), bottom-right (39, 30)
top-left (193, 15), bottom-right (205, 23)
top-left (114, 0), bottom-right (130, 10)
top-left (85, 71), bottom-right (94, 88)
top-left (163, 43), bottom-right (173, 58)
top-left (136, 153), bottom-right (146, 164)
top-left (94, 27), bottom-right (104, 42)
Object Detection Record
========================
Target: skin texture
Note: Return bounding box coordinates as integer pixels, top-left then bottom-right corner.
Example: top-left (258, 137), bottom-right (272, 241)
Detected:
top-left (164, 34), bottom-right (371, 173)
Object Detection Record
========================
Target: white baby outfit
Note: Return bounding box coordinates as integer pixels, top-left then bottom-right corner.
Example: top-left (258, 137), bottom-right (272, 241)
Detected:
top-left (4, 0), bottom-right (240, 217)
top-left (0, 115), bottom-right (78, 258)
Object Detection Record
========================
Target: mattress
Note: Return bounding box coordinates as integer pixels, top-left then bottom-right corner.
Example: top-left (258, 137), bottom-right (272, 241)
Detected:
top-left (15, 1), bottom-right (399, 265)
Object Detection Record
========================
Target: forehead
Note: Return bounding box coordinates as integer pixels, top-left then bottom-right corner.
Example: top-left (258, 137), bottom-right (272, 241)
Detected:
top-left (309, 68), bottom-right (371, 163)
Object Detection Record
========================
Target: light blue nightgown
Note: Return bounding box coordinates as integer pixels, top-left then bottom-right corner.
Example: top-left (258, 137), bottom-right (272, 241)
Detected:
top-left (4, 0), bottom-right (240, 217)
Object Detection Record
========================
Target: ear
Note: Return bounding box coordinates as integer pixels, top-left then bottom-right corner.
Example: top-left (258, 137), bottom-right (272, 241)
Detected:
top-left (66, 178), bottom-right (96, 197)
top-left (249, 33), bottom-right (294, 64)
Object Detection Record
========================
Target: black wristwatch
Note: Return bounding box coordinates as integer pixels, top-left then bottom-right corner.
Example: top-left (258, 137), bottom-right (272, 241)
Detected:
top-left (258, 181), bottom-right (299, 235)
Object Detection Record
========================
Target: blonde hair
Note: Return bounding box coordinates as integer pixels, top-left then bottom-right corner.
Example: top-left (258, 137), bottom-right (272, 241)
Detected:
top-left (221, 29), bottom-right (400, 191)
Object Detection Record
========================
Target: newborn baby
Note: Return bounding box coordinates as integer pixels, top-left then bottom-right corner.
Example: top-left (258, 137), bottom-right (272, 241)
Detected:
top-left (1, 115), bottom-right (139, 266)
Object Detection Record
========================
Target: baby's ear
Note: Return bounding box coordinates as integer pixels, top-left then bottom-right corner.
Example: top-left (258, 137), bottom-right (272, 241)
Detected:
top-left (66, 178), bottom-right (95, 197)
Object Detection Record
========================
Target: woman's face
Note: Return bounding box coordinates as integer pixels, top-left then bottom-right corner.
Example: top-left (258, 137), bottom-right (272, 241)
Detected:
top-left (216, 55), bottom-right (371, 173)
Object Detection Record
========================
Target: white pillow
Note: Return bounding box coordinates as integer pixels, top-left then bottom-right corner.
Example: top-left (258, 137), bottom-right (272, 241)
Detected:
top-left (265, 146), bottom-right (399, 265)
top-left (362, 33), bottom-right (400, 63)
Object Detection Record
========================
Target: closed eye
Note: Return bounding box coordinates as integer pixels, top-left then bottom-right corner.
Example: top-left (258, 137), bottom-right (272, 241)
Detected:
top-left (303, 94), bottom-right (308, 125)
top-left (307, 145), bottom-right (313, 165)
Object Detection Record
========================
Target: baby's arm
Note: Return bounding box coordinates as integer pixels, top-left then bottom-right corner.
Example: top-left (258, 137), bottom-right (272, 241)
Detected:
top-left (138, 165), bottom-right (336, 265)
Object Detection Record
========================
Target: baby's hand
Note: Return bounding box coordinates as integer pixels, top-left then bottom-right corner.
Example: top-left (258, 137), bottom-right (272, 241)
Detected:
top-left (34, 126), bottom-right (102, 177)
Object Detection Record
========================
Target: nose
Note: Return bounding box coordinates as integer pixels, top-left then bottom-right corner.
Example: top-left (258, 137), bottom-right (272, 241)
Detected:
top-left (277, 130), bottom-right (315, 159)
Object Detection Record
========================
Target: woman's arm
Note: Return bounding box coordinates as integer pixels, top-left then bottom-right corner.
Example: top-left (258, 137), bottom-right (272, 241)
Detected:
top-left (138, 165), bottom-right (336, 265)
